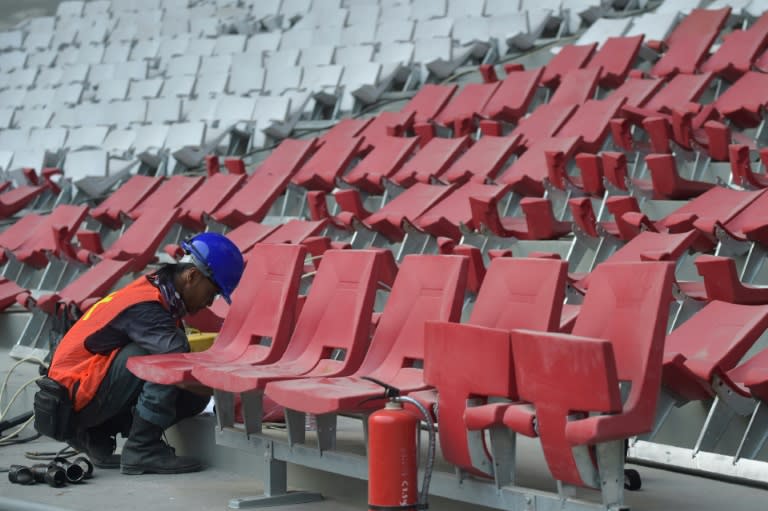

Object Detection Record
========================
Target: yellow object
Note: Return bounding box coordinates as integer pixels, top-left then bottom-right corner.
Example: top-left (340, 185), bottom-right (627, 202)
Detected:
top-left (186, 329), bottom-right (217, 352)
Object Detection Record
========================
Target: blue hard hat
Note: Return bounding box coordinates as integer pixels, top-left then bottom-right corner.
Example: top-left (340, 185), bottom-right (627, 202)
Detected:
top-left (180, 232), bottom-right (244, 304)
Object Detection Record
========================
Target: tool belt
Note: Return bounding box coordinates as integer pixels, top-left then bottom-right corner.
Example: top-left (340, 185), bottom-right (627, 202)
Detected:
top-left (33, 377), bottom-right (75, 442)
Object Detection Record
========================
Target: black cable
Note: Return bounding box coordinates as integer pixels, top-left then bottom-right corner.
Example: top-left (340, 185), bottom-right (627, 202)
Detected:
top-left (0, 433), bottom-right (41, 447)
top-left (0, 411), bottom-right (34, 436)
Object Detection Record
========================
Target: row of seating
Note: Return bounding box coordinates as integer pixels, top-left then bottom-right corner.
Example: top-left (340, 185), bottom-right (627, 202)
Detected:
top-left (124, 243), bottom-right (768, 506)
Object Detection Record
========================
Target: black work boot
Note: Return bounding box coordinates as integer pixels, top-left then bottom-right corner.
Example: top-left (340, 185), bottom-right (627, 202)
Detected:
top-left (67, 428), bottom-right (121, 469)
top-left (120, 414), bottom-right (202, 475)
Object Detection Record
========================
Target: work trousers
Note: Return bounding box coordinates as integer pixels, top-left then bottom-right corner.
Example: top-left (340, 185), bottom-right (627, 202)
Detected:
top-left (75, 343), bottom-right (209, 434)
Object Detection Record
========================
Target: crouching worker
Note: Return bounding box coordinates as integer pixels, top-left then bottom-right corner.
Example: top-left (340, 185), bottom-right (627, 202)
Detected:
top-left (36, 233), bottom-right (244, 474)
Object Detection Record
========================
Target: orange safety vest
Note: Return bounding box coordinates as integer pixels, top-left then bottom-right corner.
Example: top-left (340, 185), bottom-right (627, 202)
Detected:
top-left (48, 276), bottom-right (170, 412)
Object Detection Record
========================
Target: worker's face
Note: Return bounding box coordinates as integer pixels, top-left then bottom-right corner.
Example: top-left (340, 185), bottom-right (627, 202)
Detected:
top-left (181, 268), bottom-right (221, 314)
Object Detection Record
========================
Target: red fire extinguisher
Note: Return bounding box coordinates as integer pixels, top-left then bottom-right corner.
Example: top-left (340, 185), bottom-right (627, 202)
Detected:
top-left (365, 377), bottom-right (435, 511)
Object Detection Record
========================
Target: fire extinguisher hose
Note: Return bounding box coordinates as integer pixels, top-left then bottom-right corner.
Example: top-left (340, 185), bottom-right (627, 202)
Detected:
top-left (394, 396), bottom-right (435, 510)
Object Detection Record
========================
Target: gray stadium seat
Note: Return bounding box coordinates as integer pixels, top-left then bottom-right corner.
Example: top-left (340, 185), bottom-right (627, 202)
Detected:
top-left (27, 127), bottom-right (68, 151)
top-left (36, 68), bottom-right (63, 89)
top-left (0, 129), bottom-right (29, 151)
top-left (452, 16), bottom-right (491, 46)
top-left (10, 148), bottom-right (46, 172)
top-left (161, 75), bottom-right (197, 98)
top-left (0, 51), bottom-right (28, 72)
top-left (245, 32), bottom-right (281, 55)
top-left (130, 39), bottom-right (161, 62)
top-left (18, 89), bottom-right (53, 109)
top-left (13, 109), bottom-right (53, 130)
top-left (410, 0), bottom-right (447, 20)
top-left (156, 35), bottom-right (192, 63)
top-left (145, 98), bottom-right (183, 124)
top-left (248, 0), bottom-right (280, 19)
top-left (576, 18), bottom-right (631, 48)
top-left (263, 64), bottom-right (303, 95)
top-left (0, 150), bottom-right (13, 171)
top-left (0, 32), bottom-right (24, 52)
top-left (53, 83), bottom-right (84, 106)
top-left (340, 61), bottom-right (381, 111)
top-left (113, 61), bottom-right (147, 81)
top-left (376, 19), bottom-right (415, 43)
top-left (166, 55), bottom-right (201, 76)
top-left (340, 20), bottom-right (377, 46)
top-left (214, 34), bottom-right (247, 55)
top-left (65, 126), bottom-right (109, 150)
top-left (93, 78), bottom-right (130, 103)
top-left (624, 12), bottom-right (677, 44)
top-left (4, 68), bottom-right (38, 89)
top-left (57, 1), bottom-right (85, 18)
top-left (300, 45), bottom-right (335, 66)
top-left (26, 50), bottom-right (57, 68)
top-left (88, 63), bottom-right (117, 83)
top-left (102, 42), bottom-right (133, 64)
top-left (76, 21), bottom-right (109, 45)
top-left (165, 121), bottom-right (206, 154)
top-left (161, 15), bottom-right (191, 38)
top-left (227, 66), bottom-right (265, 96)
top-left (280, 28), bottom-right (314, 50)
top-left (128, 79), bottom-right (164, 100)
top-left (334, 44), bottom-right (374, 65)
top-left (414, 18), bottom-right (454, 40)
top-left (448, 0), bottom-right (485, 18)
top-left (186, 38), bottom-right (217, 57)
top-left (64, 149), bottom-right (109, 180)
top-left (200, 55), bottom-right (232, 76)
top-left (133, 124), bottom-right (170, 154)
top-left (111, 100), bottom-right (148, 127)
top-left (380, 2), bottom-right (411, 22)
top-left (193, 73), bottom-right (228, 98)
top-left (184, 98), bottom-right (219, 122)
top-left (348, 4), bottom-right (380, 25)
top-left (50, 22), bottom-right (79, 47)
top-left (0, 109), bottom-right (15, 130)
top-left (190, 17), bottom-right (220, 38)
top-left (263, 48), bottom-right (301, 69)
top-left (102, 128), bottom-right (137, 155)
top-left (84, 0), bottom-right (111, 16)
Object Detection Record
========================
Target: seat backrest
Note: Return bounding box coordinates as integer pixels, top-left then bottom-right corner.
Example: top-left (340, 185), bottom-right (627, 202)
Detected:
top-left (282, 249), bottom-right (380, 375)
top-left (210, 243), bottom-right (306, 364)
top-left (130, 175), bottom-right (203, 218)
top-left (721, 188), bottom-right (768, 235)
top-left (212, 139), bottom-right (316, 225)
top-left (400, 83), bottom-right (456, 124)
top-left (90, 175), bottom-right (161, 227)
top-left (15, 204), bottom-right (89, 266)
top-left (225, 222), bottom-right (278, 254)
top-left (358, 254), bottom-right (468, 382)
top-left (663, 186), bottom-right (762, 229)
top-left (60, 258), bottom-right (134, 308)
top-left (178, 172), bottom-right (246, 228)
top-left (470, 257), bottom-right (567, 333)
top-left (105, 207), bottom-right (180, 270)
top-left (665, 300), bottom-right (768, 381)
top-left (416, 182), bottom-right (504, 236)
top-left (575, 231), bottom-right (696, 292)
top-left (572, 261), bottom-right (673, 415)
top-left (261, 219), bottom-right (327, 244)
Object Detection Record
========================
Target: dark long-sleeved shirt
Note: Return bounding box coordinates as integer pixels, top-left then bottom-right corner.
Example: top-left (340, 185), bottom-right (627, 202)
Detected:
top-left (83, 301), bottom-right (189, 356)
